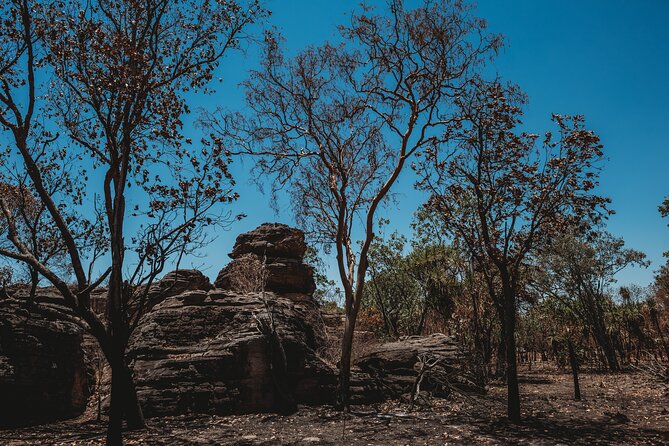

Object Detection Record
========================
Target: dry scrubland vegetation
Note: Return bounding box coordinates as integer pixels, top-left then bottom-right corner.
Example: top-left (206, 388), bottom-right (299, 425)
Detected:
top-left (0, 0), bottom-right (668, 445)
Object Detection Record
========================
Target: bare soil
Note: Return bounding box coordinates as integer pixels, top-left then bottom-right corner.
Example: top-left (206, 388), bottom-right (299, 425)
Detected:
top-left (2, 365), bottom-right (668, 445)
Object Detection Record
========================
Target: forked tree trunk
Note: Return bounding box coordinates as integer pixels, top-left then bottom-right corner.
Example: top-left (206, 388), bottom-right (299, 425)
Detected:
top-left (105, 262), bottom-right (145, 445)
top-left (592, 322), bottom-right (619, 372)
top-left (583, 294), bottom-right (619, 371)
top-left (106, 348), bottom-right (145, 446)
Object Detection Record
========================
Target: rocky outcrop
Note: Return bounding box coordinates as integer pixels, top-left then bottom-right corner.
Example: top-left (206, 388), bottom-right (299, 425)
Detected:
top-left (127, 224), bottom-right (335, 417)
top-left (354, 334), bottom-right (478, 399)
top-left (229, 223), bottom-right (308, 259)
top-left (129, 269), bottom-right (212, 316)
top-left (215, 223), bottom-right (316, 295)
top-left (127, 290), bottom-right (336, 417)
top-left (0, 298), bottom-right (90, 427)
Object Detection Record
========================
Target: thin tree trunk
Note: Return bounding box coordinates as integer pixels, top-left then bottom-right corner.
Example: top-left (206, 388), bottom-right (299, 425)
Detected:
top-left (583, 294), bottom-right (619, 371)
top-left (496, 324), bottom-right (507, 378)
top-left (337, 309), bottom-right (356, 410)
top-left (567, 338), bottom-right (581, 400)
top-left (503, 290), bottom-right (521, 424)
top-left (27, 267), bottom-right (38, 306)
top-left (651, 310), bottom-right (669, 362)
top-left (106, 340), bottom-right (145, 445)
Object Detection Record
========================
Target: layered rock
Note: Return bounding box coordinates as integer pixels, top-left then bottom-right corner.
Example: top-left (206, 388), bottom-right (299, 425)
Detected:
top-left (354, 334), bottom-right (478, 399)
top-left (129, 269), bottom-right (212, 316)
top-left (127, 224), bottom-right (476, 416)
top-left (127, 224), bottom-right (335, 417)
top-left (229, 223), bottom-right (308, 259)
top-left (0, 298), bottom-right (90, 427)
top-left (215, 223), bottom-right (316, 295)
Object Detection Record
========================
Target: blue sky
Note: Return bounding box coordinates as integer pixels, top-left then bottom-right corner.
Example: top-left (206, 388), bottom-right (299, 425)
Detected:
top-left (1, 1), bottom-right (665, 291)
top-left (191, 0), bottom-right (669, 289)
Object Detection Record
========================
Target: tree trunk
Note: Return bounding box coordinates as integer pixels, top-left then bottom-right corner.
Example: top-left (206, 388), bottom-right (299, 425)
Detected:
top-left (337, 310), bottom-right (356, 411)
top-left (105, 259), bottom-right (145, 445)
top-left (105, 337), bottom-right (145, 446)
top-left (592, 323), bottom-right (619, 371)
top-left (650, 310), bottom-right (669, 362)
top-left (28, 267), bottom-right (38, 305)
top-left (503, 291), bottom-right (521, 424)
top-left (567, 338), bottom-right (581, 400)
top-left (583, 294), bottom-right (619, 371)
top-left (495, 324), bottom-right (507, 378)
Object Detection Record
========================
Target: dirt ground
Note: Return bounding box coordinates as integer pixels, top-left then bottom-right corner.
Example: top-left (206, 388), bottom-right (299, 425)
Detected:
top-left (2, 364), bottom-right (668, 445)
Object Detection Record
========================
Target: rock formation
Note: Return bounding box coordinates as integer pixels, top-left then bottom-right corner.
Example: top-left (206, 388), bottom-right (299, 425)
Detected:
top-left (215, 223), bottom-right (316, 295)
top-left (127, 223), bottom-right (336, 417)
top-left (354, 334), bottom-right (480, 399)
top-left (0, 298), bottom-right (90, 427)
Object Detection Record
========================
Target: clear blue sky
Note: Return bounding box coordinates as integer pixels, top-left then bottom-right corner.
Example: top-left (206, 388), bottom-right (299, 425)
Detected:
top-left (192, 0), bottom-right (669, 289)
top-left (1, 1), bottom-right (665, 290)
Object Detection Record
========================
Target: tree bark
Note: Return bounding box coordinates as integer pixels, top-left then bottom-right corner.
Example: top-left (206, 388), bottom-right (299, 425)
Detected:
top-left (337, 306), bottom-right (357, 411)
top-left (106, 341), bottom-right (145, 445)
top-left (503, 290), bottom-right (521, 424)
top-left (567, 338), bottom-right (581, 400)
top-left (651, 310), bottom-right (669, 362)
top-left (495, 324), bottom-right (507, 379)
top-left (28, 267), bottom-right (38, 305)
top-left (582, 294), bottom-right (619, 371)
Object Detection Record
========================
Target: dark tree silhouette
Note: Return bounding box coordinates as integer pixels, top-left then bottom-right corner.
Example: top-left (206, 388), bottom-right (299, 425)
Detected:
top-left (417, 81), bottom-right (611, 422)
top-left (0, 1), bottom-right (264, 444)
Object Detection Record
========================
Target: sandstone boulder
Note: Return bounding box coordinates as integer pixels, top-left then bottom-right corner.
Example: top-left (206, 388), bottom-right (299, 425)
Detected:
top-left (214, 224), bottom-right (316, 295)
top-left (127, 290), bottom-right (336, 417)
top-left (0, 298), bottom-right (90, 427)
top-left (131, 269), bottom-right (212, 315)
top-left (229, 223), bottom-right (308, 259)
top-left (354, 334), bottom-right (478, 399)
top-left (215, 256), bottom-right (316, 295)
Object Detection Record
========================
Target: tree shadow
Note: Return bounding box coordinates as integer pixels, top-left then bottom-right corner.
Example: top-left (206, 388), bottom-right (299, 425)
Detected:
top-left (476, 415), bottom-right (669, 445)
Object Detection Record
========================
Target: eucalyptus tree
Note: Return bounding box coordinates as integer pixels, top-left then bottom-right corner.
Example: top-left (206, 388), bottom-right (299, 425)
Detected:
top-left (205, 0), bottom-right (501, 408)
top-left (0, 1), bottom-right (264, 443)
top-left (417, 81), bottom-right (611, 422)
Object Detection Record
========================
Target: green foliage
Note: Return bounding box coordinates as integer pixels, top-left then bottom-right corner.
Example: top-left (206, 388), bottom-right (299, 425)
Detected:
top-left (362, 231), bottom-right (463, 338)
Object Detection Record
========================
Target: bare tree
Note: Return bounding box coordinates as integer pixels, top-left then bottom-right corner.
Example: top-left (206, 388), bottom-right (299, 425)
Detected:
top-left (0, 1), bottom-right (264, 444)
top-left (417, 81), bottom-right (611, 422)
top-left (205, 0), bottom-right (500, 408)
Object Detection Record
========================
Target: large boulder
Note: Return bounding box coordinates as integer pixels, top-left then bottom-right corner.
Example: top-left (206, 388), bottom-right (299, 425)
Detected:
top-left (129, 269), bottom-right (212, 316)
top-left (0, 299), bottom-right (90, 427)
top-left (215, 224), bottom-right (316, 295)
top-left (215, 255), bottom-right (316, 295)
top-left (127, 224), bottom-right (334, 417)
top-left (229, 223), bottom-right (308, 259)
top-left (354, 334), bottom-right (478, 399)
top-left (127, 289), bottom-right (336, 417)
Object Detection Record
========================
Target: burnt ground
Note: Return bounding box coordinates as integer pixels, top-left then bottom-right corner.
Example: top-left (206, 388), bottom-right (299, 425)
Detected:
top-left (2, 365), bottom-right (668, 445)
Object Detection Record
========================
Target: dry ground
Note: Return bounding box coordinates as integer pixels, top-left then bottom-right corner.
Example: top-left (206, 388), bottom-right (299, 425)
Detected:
top-left (2, 365), bottom-right (668, 445)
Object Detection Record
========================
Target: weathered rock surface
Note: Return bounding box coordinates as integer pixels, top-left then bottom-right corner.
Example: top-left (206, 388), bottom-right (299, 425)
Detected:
top-left (0, 298), bottom-right (90, 427)
top-left (128, 224), bottom-right (334, 417)
top-left (131, 269), bottom-right (212, 315)
top-left (229, 223), bottom-right (308, 259)
top-left (214, 223), bottom-right (316, 295)
top-left (127, 290), bottom-right (336, 417)
top-left (354, 334), bottom-right (476, 399)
